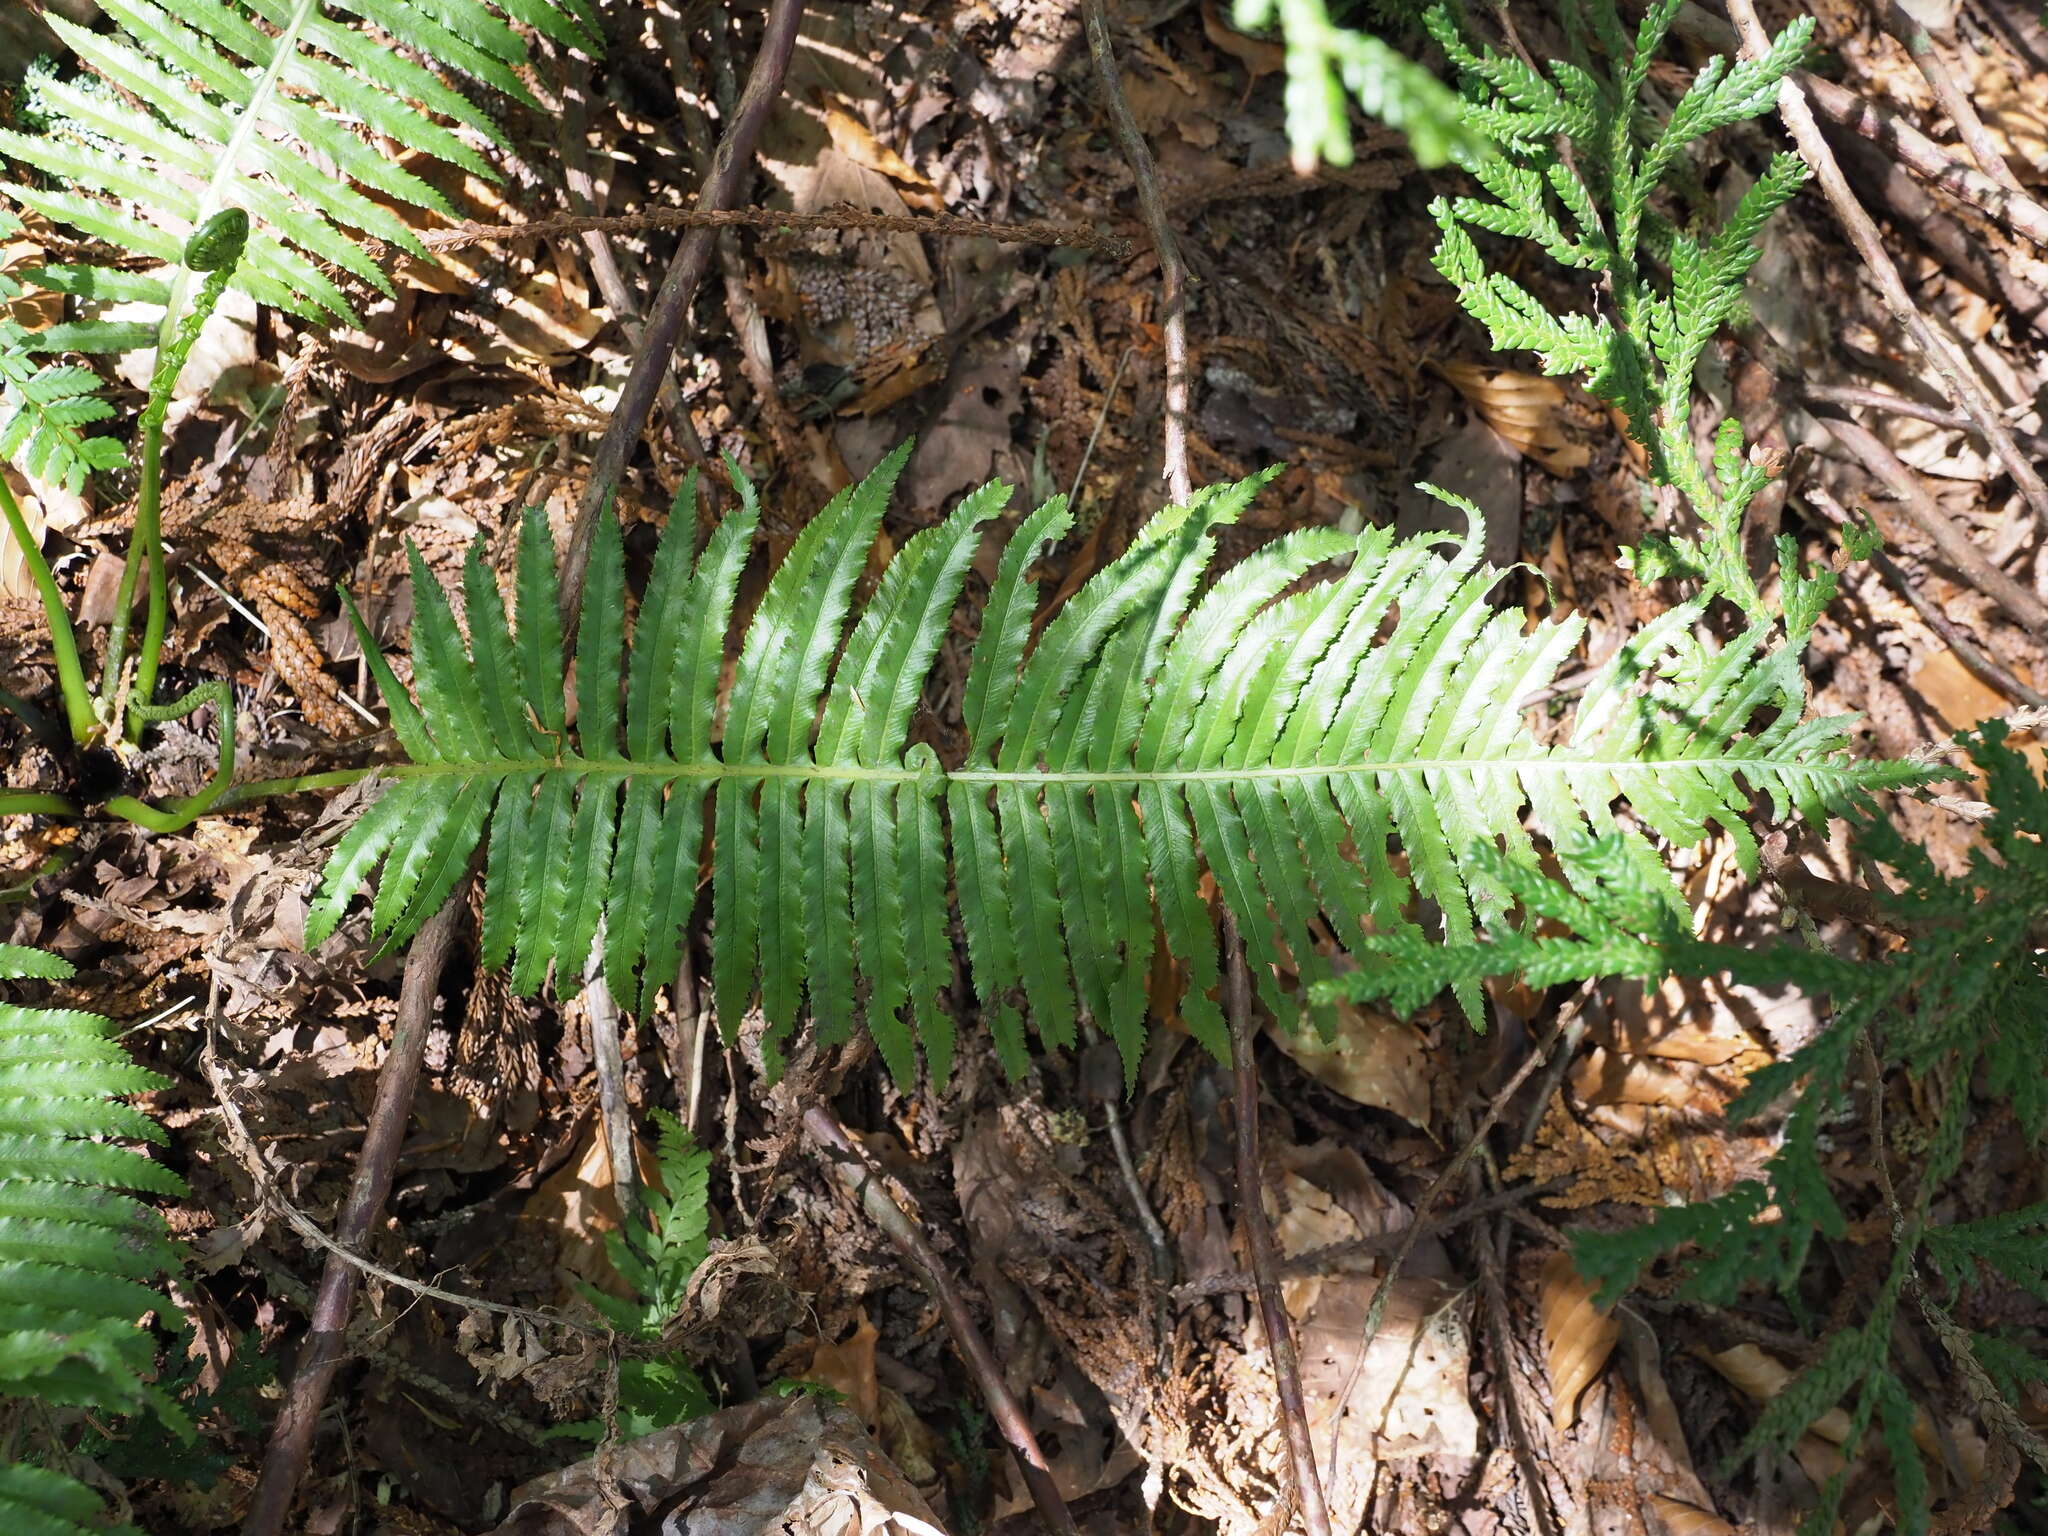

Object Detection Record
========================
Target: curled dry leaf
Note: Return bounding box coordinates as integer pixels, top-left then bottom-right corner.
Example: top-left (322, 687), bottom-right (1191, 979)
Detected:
top-left (1646, 1494), bottom-right (1736, 1536)
top-left (1699, 1343), bottom-right (1854, 1444)
top-left (1438, 360), bottom-right (1593, 475)
top-left (1541, 1249), bottom-right (1620, 1435)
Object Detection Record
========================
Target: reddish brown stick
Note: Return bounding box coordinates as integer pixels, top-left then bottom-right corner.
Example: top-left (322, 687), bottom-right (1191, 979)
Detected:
top-left (1223, 920), bottom-right (1333, 1536)
top-left (801, 1106), bottom-right (1080, 1536)
top-left (243, 895), bottom-right (464, 1536)
top-left (555, 0), bottom-right (803, 625)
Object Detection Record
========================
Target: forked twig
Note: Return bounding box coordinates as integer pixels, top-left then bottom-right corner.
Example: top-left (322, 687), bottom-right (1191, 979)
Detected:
top-left (1877, 2), bottom-right (2023, 193)
top-left (801, 1106), bottom-right (1080, 1536)
top-left (1222, 919), bottom-right (1333, 1536)
top-left (1083, 0), bottom-right (1191, 505)
top-left (1726, 0), bottom-right (2048, 540)
top-left (556, 0), bottom-right (804, 625)
top-left (244, 893), bottom-right (466, 1536)
top-left (1808, 412), bottom-right (2048, 635)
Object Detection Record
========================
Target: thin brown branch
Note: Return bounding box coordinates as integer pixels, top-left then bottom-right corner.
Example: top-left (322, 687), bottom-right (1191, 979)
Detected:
top-left (422, 205), bottom-right (1129, 260)
top-left (584, 942), bottom-right (643, 1233)
top-left (556, 55), bottom-right (698, 460)
top-left (1801, 483), bottom-right (2048, 707)
top-left (1878, 2), bottom-right (2023, 193)
top-left (1223, 919), bottom-right (1333, 1536)
top-left (1083, 0), bottom-right (1191, 505)
top-left (1673, 5), bottom-right (2048, 249)
top-left (1802, 382), bottom-right (2048, 460)
top-left (1808, 411), bottom-right (2048, 635)
top-left (801, 1105), bottom-right (1080, 1536)
top-left (1727, 0), bottom-right (2048, 538)
top-left (555, 0), bottom-right (805, 628)
top-left (1473, 1220), bottom-right (1563, 1536)
top-left (244, 893), bottom-right (466, 1536)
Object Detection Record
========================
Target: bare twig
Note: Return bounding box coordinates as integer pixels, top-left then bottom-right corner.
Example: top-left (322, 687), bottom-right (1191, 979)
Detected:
top-left (203, 1026), bottom-right (605, 1340)
top-left (1473, 1219), bottom-right (1563, 1536)
top-left (1801, 382), bottom-right (2048, 461)
top-left (801, 1106), bottom-right (1080, 1536)
top-left (1223, 919), bottom-right (1333, 1536)
top-left (1673, 5), bottom-right (2048, 249)
top-left (244, 894), bottom-right (466, 1536)
top-left (1877, 2), bottom-right (2023, 193)
top-left (1329, 980), bottom-right (1594, 1456)
top-left (1801, 483), bottom-right (2047, 707)
top-left (556, 55), bottom-right (697, 458)
top-left (423, 206), bottom-right (1130, 262)
top-left (1727, 0), bottom-right (2048, 540)
top-left (1808, 412), bottom-right (2048, 635)
top-left (556, 0), bottom-right (804, 627)
top-left (1083, 0), bottom-right (1191, 505)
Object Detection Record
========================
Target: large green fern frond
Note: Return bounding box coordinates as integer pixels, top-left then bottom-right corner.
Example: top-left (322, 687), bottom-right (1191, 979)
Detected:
top-left (306, 453), bottom-right (1915, 1086)
top-left (0, 943), bottom-right (188, 1535)
top-left (0, 0), bottom-right (597, 332)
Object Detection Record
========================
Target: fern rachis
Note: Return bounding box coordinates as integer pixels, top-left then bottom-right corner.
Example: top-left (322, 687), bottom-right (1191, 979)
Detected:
top-left (304, 448), bottom-right (1913, 1088)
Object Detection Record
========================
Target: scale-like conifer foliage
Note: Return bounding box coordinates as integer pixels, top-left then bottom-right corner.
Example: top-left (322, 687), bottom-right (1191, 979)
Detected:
top-left (306, 452), bottom-right (1911, 1086)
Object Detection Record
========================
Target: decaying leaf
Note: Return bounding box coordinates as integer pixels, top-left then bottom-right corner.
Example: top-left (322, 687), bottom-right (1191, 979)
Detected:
top-left (1438, 360), bottom-right (1593, 475)
top-left (1541, 1249), bottom-right (1620, 1434)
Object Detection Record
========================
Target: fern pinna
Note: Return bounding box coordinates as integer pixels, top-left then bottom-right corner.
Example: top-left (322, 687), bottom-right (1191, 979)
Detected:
top-left (0, 944), bottom-right (188, 1536)
top-left (306, 448), bottom-right (1911, 1086)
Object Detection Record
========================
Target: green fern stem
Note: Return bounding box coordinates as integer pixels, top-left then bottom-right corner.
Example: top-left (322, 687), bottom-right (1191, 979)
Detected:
top-left (102, 680), bottom-right (235, 832)
top-left (0, 791), bottom-right (77, 817)
top-left (0, 474), bottom-right (95, 744)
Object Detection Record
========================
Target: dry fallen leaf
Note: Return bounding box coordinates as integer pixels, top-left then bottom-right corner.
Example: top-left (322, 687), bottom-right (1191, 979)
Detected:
top-left (1699, 1343), bottom-right (1854, 1445)
top-left (821, 100), bottom-right (940, 211)
top-left (1201, 2), bottom-right (1285, 82)
top-left (1265, 1000), bottom-right (1433, 1130)
top-left (802, 1310), bottom-right (882, 1434)
top-left (1541, 1249), bottom-right (1620, 1434)
top-left (1439, 361), bottom-right (1593, 475)
top-left (1647, 1494), bottom-right (1737, 1536)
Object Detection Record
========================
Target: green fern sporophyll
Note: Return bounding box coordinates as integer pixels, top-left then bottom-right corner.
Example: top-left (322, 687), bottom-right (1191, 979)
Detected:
top-left (302, 446), bottom-right (1917, 1089)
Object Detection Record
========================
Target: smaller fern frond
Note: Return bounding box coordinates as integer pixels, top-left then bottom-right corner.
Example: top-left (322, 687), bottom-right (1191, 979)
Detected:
top-left (2, 0), bottom-right (598, 337)
top-left (0, 943), bottom-right (189, 1530)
